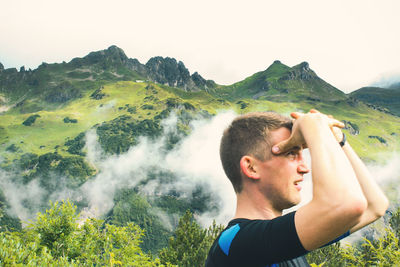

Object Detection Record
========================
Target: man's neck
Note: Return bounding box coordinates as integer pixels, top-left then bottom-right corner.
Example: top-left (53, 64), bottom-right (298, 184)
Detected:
top-left (234, 189), bottom-right (282, 220)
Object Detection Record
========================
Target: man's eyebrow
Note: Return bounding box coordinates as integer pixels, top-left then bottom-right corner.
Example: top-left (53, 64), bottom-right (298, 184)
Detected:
top-left (290, 146), bottom-right (301, 151)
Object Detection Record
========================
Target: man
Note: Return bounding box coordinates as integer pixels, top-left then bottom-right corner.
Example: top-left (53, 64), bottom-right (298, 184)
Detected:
top-left (205, 110), bottom-right (389, 267)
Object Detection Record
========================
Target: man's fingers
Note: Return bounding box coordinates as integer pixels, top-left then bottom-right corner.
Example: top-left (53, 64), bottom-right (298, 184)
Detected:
top-left (331, 119), bottom-right (345, 128)
top-left (290, 112), bottom-right (303, 119)
top-left (272, 138), bottom-right (294, 154)
top-left (307, 109), bottom-right (344, 128)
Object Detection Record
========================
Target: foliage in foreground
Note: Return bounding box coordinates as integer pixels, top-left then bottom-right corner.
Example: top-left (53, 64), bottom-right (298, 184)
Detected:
top-left (1, 199), bottom-right (399, 266)
top-left (0, 200), bottom-right (167, 266)
top-left (307, 207), bottom-right (400, 266)
top-left (159, 210), bottom-right (223, 267)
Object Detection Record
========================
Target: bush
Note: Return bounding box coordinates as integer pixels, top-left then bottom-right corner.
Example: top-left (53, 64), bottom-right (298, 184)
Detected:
top-left (236, 100), bottom-right (249, 109)
top-left (18, 152), bottom-right (94, 188)
top-left (5, 144), bottom-right (19, 152)
top-left (63, 117), bottom-right (78, 123)
top-left (65, 132), bottom-right (86, 156)
top-left (307, 207), bottom-right (400, 266)
top-left (109, 190), bottom-right (171, 254)
top-left (96, 116), bottom-right (162, 155)
top-left (368, 135), bottom-right (387, 144)
top-left (90, 87), bottom-right (106, 100)
top-left (142, 104), bottom-right (154, 110)
top-left (159, 210), bottom-right (223, 267)
top-left (0, 200), bottom-right (166, 266)
top-left (22, 114), bottom-right (40, 126)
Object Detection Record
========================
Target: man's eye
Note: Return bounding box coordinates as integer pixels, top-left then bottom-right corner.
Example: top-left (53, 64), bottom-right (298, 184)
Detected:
top-left (286, 151), bottom-right (298, 157)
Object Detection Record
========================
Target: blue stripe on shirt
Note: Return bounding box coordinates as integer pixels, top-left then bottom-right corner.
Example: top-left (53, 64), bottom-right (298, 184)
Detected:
top-left (218, 224), bottom-right (241, 256)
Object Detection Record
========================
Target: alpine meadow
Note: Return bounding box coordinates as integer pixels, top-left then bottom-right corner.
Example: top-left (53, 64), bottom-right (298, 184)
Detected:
top-left (0, 46), bottom-right (399, 266)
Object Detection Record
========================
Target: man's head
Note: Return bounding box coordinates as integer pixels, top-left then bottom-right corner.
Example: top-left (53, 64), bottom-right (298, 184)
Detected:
top-left (219, 112), bottom-right (293, 193)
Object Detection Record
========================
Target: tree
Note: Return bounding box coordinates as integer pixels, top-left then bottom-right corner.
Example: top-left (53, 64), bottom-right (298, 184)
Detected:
top-left (0, 200), bottom-right (167, 266)
top-left (306, 242), bottom-right (347, 267)
top-left (307, 206), bottom-right (400, 266)
top-left (159, 210), bottom-right (223, 267)
top-left (389, 207), bottom-right (400, 239)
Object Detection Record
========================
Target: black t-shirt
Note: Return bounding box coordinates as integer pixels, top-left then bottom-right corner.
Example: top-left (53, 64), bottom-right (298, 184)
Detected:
top-left (205, 212), bottom-right (309, 267)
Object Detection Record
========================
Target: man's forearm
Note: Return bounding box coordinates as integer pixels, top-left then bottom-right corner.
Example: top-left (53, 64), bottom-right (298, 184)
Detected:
top-left (299, 116), bottom-right (365, 204)
top-left (341, 142), bottom-right (389, 232)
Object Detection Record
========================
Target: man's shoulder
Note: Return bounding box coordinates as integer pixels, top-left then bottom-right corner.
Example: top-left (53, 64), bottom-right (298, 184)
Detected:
top-left (206, 212), bottom-right (308, 266)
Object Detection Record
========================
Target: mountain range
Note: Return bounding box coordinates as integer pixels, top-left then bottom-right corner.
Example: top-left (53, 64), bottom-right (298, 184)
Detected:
top-left (350, 86), bottom-right (400, 116)
top-left (1, 45), bottom-right (398, 116)
top-left (0, 46), bottom-right (399, 252)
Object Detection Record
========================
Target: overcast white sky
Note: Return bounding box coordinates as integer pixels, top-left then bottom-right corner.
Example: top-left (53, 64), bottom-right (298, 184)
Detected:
top-left (1, 0), bottom-right (399, 93)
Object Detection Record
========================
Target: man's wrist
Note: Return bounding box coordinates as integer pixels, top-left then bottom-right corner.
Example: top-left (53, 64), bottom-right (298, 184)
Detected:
top-left (339, 133), bottom-right (346, 147)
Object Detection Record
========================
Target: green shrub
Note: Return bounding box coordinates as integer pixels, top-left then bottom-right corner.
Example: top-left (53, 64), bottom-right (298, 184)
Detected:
top-left (63, 117), bottom-right (78, 123)
top-left (142, 104), bottom-right (154, 110)
top-left (5, 144), bottom-right (19, 152)
top-left (159, 210), bottom-right (223, 267)
top-left (65, 132), bottom-right (86, 156)
top-left (96, 116), bottom-right (162, 155)
top-left (0, 200), bottom-right (167, 266)
top-left (307, 207), bottom-right (400, 266)
top-left (109, 189), bottom-right (171, 254)
top-left (22, 114), bottom-right (40, 126)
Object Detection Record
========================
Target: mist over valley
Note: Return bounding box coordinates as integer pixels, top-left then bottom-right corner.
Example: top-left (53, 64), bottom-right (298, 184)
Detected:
top-left (0, 46), bottom-right (399, 260)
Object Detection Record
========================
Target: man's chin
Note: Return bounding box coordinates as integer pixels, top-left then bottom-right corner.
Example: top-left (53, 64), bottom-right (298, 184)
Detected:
top-left (289, 197), bottom-right (302, 208)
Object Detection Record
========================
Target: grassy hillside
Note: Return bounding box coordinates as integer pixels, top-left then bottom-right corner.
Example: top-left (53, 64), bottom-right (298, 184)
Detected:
top-left (350, 86), bottom-right (400, 116)
top-left (1, 48), bottom-right (399, 254)
top-left (1, 80), bottom-right (399, 165)
top-left (210, 61), bottom-right (347, 103)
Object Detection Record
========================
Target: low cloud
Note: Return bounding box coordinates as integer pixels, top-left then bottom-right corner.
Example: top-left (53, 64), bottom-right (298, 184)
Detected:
top-left (370, 73), bottom-right (400, 89)
top-left (0, 110), bottom-right (399, 233)
top-left (80, 110), bottom-right (237, 226)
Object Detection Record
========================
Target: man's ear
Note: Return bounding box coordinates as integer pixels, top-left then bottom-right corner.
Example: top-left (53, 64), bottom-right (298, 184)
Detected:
top-left (240, 156), bottom-right (260, 180)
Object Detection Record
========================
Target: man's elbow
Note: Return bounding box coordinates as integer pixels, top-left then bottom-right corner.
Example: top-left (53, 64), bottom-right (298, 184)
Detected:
top-left (347, 196), bottom-right (368, 222)
top-left (372, 196), bottom-right (389, 219)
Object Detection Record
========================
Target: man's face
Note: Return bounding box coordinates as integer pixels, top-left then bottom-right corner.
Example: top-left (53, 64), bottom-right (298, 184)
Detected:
top-left (256, 127), bottom-right (309, 212)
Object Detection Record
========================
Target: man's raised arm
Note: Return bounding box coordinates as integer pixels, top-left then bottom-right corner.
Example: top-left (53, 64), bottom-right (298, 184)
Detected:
top-left (272, 112), bottom-right (367, 251)
top-left (337, 138), bottom-right (388, 233)
top-left (315, 110), bottom-right (388, 234)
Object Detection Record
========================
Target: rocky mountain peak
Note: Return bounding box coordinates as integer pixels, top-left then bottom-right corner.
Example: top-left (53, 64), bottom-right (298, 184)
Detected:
top-left (70, 45), bottom-right (128, 67)
top-left (105, 45), bottom-right (129, 61)
top-left (281, 61), bottom-right (317, 81)
top-left (145, 56), bottom-right (192, 89)
top-left (1, 46), bottom-right (214, 97)
top-left (143, 57), bottom-right (215, 91)
top-left (297, 61), bottom-right (310, 71)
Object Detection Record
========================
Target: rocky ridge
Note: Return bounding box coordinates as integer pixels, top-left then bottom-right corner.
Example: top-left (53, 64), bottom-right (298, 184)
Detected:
top-left (0, 46), bottom-right (216, 108)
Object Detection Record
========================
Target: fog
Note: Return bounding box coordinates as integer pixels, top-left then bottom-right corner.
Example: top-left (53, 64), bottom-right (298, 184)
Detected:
top-left (80, 110), bottom-right (237, 227)
top-left (0, 110), bottom-right (399, 231)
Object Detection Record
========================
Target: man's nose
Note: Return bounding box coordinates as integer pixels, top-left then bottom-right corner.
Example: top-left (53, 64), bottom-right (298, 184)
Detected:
top-left (297, 161), bottom-right (310, 174)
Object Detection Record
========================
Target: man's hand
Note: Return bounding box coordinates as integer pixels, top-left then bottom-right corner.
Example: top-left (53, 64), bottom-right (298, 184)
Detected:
top-left (309, 109), bottom-right (344, 142)
top-left (271, 109), bottom-right (344, 155)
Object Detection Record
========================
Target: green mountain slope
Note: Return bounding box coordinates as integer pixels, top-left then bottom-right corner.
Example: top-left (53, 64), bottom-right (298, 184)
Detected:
top-left (0, 46), bottom-right (215, 114)
top-left (1, 46), bottom-right (399, 178)
top-left (210, 60), bottom-right (347, 102)
top-left (1, 46), bottom-right (399, 253)
top-left (349, 86), bottom-right (400, 116)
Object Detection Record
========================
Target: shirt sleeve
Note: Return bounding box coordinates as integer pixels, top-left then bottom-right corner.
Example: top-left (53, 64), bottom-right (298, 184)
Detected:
top-left (321, 230), bottom-right (350, 248)
top-left (228, 211), bottom-right (308, 266)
